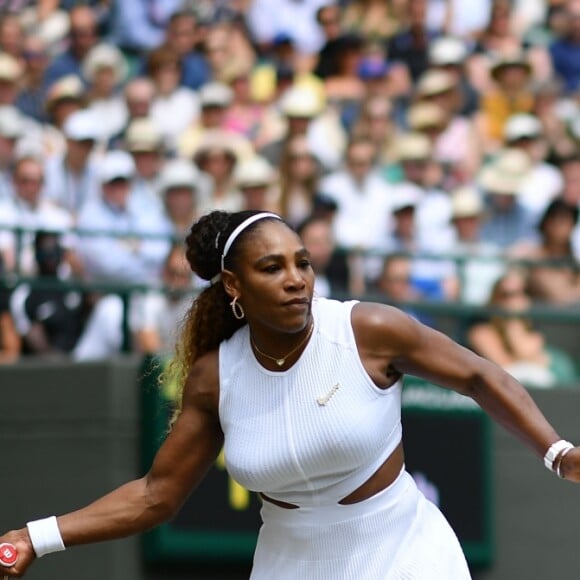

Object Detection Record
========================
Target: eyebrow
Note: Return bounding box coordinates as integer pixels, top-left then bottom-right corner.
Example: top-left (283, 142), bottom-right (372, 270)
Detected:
top-left (253, 248), bottom-right (310, 267)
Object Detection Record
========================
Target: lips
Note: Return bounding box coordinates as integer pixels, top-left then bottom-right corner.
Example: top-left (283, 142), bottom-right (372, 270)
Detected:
top-left (283, 298), bottom-right (309, 306)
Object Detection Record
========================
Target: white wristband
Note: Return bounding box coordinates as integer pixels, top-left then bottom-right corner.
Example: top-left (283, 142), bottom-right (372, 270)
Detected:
top-left (26, 516), bottom-right (66, 558)
top-left (543, 440), bottom-right (574, 472)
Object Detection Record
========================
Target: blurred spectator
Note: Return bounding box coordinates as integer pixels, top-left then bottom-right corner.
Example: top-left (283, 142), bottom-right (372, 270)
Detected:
top-left (512, 198), bottom-right (580, 305)
top-left (122, 76), bottom-right (155, 122)
top-left (82, 43), bottom-right (129, 143)
top-left (145, 45), bottom-right (199, 151)
top-left (0, 13), bottom-right (25, 61)
top-left (156, 158), bottom-right (205, 239)
top-left (9, 230), bottom-right (91, 357)
top-left (478, 148), bottom-right (537, 248)
top-left (163, 10), bottom-right (210, 90)
top-left (322, 33), bottom-right (365, 102)
top-left (177, 81), bottom-right (234, 159)
top-left (467, 268), bottom-right (576, 388)
top-left (374, 253), bottom-right (435, 326)
top-left (502, 113), bottom-right (563, 221)
top-left (314, 3), bottom-right (346, 79)
top-left (387, 0), bottom-right (439, 82)
top-left (278, 134), bottom-right (322, 227)
top-left (234, 154), bottom-right (280, 213)
top-left (44, 5), bottom-right (98, 87)
top-left (0, 282), bottom-right (20, 364)
top-left (109, 0), bottom-right (182, 53)
top-left (395, 132), bottom-right (453, 244)
top-left (296, 213), bottom-right (351, 297)
top-left (441, 186), bottom-right (506, 304)
top-left (129, 244), bottom-right (194, 356)
top-left (0, 51), bottom-right (22, 107)
top-left (76, 150), bottom-right (169, 284)
top-left (477, 48), bottom-right (536, 151)
top-left (14, 35), bottom-right (51, 123)
top-left (549, 0), bottom-right (580, 94)
top-left (0, 155), bottom-right (77, 275)
top-left (428, 35), bottom-right (479, 117)
top-left (44, 109), bottom-right (102, 217)
top-left (193, 130), bottom-right (244, 213)
top-left (321, 136), bottom-right (393, 258)
top-left (124, 117), bottom-right (166, 213)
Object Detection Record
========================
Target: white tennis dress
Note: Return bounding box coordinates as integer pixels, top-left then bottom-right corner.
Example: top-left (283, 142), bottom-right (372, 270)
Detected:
top-left (218, 297), bottom-right (471, 579)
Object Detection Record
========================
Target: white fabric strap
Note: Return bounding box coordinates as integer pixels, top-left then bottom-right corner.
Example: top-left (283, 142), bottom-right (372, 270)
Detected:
top-left (220, 213), bottom-right (281, 271)
top-left (26, 516), bottom-right (66, 558)
top-left (543, 439), bottom-right (574, 472)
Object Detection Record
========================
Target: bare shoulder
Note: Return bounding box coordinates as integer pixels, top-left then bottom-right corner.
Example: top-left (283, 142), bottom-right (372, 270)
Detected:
top-left (351, 301), bottom-right (422, 356)
top-left (181, 349), bottom-right (220, 416)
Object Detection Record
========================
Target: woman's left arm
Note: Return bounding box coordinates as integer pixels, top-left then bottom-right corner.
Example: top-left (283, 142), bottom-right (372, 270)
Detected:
top-left (352, 302), bottom-right (580, 482)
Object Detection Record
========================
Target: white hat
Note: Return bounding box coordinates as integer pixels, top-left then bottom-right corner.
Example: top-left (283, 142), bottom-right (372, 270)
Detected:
top-left (125, 118), bottom-right (163, 152)
top-left (478, 149), bottom-right (532, 195)
top-left (0, 106), bottom-right (23, 138)
top-left (0, 52), bottom-right (22, 81)
top-left (451, 186), bottom-right (484, 219)
top-left (235, 156), bottom-right (276, 188)
top-left (429, 37), bottom-right (468, 66)
top-left (46, 75), bottom-right (85, 110)
top-left (279, 86), bottom-right (321, 118)
top-left (199, 82), bottom-right (233, 108)
top-left (407, 102), bottom-right (447, 131)
top-left (63, 110), bottom-right (102, 141)
top-left (99, 150), bottom-right (135, 183)
top-left (391, 182), bottom-right (423, 212)
top-left (396, 132), bottom-right (432, 161)
top-left (82, 43), bottom-right (129, 85)
top-left (503, 113), bottom-right (543, 142)
top-left (158, 159), bottom-right (199, 194)
top-left (416, 69), bottom-right (455, 98)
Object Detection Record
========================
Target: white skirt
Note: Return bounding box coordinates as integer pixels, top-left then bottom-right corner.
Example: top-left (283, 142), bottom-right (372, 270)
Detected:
top-left (250, 470), bottom-right (472, 579)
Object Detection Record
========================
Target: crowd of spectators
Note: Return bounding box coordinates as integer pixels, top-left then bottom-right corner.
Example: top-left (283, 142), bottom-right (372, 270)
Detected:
top-left (0, 0), bottom-right (579, 384)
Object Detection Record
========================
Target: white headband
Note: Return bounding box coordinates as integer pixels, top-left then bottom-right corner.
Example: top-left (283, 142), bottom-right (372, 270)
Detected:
top-left (219, 212), bottom-right (281, 272)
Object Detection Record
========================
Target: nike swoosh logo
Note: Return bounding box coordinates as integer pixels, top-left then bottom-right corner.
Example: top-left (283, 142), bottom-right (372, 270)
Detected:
top-left (317, 383), bottom-right (340, 406)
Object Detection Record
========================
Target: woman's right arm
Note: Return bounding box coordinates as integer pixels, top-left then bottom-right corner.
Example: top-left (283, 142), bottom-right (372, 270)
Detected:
top-left (0, 351), bottom-right (223, 577)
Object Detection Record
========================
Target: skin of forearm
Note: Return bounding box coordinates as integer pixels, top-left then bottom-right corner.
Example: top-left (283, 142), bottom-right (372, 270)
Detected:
top-left (55, 476), bottom-right (176, 547)
top-left (467, 362), bottom-right (560, 457)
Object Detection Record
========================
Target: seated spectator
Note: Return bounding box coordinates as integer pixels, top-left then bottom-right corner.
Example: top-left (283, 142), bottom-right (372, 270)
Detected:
top-left (549, 0), bottom-right (580, 94)
top-left (82, 43), bottom-right (130, 144)
top-left (0, 155), bottom-right (78, 276)
top-left (44, 108), bottom-right (102, 217)
top-left (10, 231), bottom-right (91, 357)
top-left (0, 105), bottom-right (24, 200)
top-left (511, 198), bottom-right (580, 305)
top-left (76, 150), bottom-right (169, 285)
top-left (234, 155), bottom-right (280, 213)
top-left (467, 269), bottom-right (577, 388)
top-left (341, 0), bottom-right (401, 43)
top-left (478, 148), bottom-right (537, 249)
top-left (0, 282), bottom-right (20, 364)
top-left (129, 244), bottom-right (194, 357)
top-left (297, 213), bottom-right (352, 298)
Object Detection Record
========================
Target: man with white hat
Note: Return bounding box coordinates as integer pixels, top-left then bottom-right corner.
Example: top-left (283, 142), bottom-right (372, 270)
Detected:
top-left (76, 150), bottom-right (169, 284)
top-left (478, 148), bottom-right (538, 249)
top-left (502, 113), bottom-right (563, 221)
top-left (43, 109), bottom-right (102, 217)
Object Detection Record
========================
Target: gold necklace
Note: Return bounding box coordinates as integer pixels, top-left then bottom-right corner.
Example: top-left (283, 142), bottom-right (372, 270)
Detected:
top-left (251, 321), bottom-right (314, 367)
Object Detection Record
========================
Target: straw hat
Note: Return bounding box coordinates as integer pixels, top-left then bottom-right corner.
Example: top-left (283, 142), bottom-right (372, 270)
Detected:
top-left (478, 149), bottom-right (532, 195)
top-left (125, 118), bottom-right (163, 153)
top-left (82, 43), bottom-right (129, 85)
top-left (416, 69), bottom-right (455, 98)
top-left (0, 52), bottom-right (22, 81)
top-left (279, 86), bottom-right (321, 118)
top-left (396, 132), bottom-right (432, 161)
top-left (451, 186), bottom-right (484, 219)
top-left (407, 102), bottom-right (447, 131)
top-left (45, 75), bottom-right (85, 112)
top-left (235, 156), bottom-right (276, 188)
top-left (158, 159), bottom-right (199, 194)
top-left (503, 113), bottom-right (543, 142)
top-left (489, 49), bottom-right (532, 80)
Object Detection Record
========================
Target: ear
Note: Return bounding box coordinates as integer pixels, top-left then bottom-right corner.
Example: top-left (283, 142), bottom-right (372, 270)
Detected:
top-left (221, 269), bottom-right (241, 300)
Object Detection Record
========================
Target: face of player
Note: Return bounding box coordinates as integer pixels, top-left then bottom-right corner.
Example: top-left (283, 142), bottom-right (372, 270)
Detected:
top-left (225, 220), bottom-right (315, 335)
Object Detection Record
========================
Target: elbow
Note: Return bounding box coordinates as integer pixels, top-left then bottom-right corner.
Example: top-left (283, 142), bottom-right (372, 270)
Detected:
top-left (142, 476), bottom-right (182, 525)
top-left (465, 358), bottom-right (513, 400)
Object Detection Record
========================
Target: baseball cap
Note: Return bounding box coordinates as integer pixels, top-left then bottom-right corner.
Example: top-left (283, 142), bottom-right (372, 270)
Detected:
top-left (158, 159), bottom-right (199, 194)
top-left (279, 86), bottom-right (321, 118)
top-left (391, 182), bottom-right (423, 213)
top-left (235, 156), bottom-right (276, 188)
top-left (503, 113), bottom-right (543, 142)
top-left (429, 37), bottom-right (468, 66)
top-left (451, 186), bottom-right (484, 219)
top-left (199, 82), bottom-right (233, 108)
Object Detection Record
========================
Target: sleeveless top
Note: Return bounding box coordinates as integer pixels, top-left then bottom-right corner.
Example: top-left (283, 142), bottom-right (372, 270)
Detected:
top-left (218, 297), bottom-right (402, 506)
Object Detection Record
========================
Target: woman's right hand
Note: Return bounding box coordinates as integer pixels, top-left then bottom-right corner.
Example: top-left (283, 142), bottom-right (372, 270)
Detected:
top-left (0, 529), bottom-right (36, 577)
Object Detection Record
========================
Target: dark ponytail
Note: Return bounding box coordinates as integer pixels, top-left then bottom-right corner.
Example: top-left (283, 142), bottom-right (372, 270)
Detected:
top-left (165, 210), bottom-right (281, 415)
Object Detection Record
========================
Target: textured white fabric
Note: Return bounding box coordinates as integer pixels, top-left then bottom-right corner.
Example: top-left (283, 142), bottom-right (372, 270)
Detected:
top-left (219, 297), bottom-right (402, 506)
top-left (251, 470), bottom-right (471, 579)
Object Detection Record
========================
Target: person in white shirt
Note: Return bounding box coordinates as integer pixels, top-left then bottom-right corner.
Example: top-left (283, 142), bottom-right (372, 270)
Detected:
top-left (76, 150), bottom-right (170, 285)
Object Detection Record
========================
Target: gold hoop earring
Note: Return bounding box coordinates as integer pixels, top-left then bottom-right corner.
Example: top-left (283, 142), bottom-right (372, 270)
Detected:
top-left (230, 296), bottom-right (245, 320)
